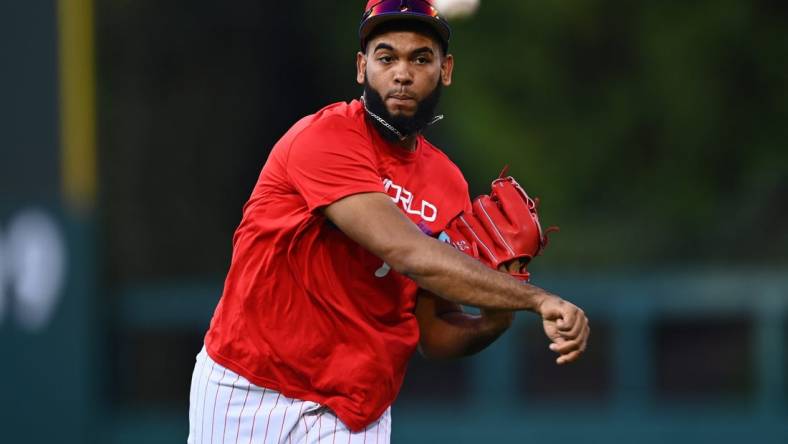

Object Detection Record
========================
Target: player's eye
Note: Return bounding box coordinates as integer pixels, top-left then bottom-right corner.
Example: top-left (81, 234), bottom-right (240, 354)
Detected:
top-left (415, 56), bottom-right (430, 64)
top-left (378, 55), bottom-right (393, 64)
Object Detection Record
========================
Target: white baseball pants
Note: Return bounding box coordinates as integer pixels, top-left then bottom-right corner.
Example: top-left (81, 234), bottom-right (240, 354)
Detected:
top-left (188, 346), bottom-right (392, 444)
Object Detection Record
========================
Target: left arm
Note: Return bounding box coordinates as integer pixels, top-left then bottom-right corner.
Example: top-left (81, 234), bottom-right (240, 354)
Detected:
top-left (415, 290), bottom-right (514, 360)
top-left (415, 260), bottom-right (528, 360)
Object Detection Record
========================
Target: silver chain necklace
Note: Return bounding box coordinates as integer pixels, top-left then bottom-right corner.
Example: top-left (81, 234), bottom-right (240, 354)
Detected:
top-left (360, 95), bottom-right (444, 141)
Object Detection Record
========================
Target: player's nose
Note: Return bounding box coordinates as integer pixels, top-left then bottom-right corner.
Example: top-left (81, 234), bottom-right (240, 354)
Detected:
top-left (392, 62), bottom-right (414, 85)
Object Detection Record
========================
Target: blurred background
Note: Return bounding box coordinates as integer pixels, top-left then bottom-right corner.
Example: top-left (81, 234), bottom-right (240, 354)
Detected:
top-left (1, 0), bottom-right (786, 442)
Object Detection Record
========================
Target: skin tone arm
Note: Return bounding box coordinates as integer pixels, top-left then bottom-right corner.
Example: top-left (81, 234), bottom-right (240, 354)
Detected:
top-left (324, 192), bottom-right (590, 364)
top-left (415, 261), bottom-right (521, 360)
top-left (415, 290), bottom-right (514, 360)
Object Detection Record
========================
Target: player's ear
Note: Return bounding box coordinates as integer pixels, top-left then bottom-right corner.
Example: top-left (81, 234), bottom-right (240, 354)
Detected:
top-left (440, 53), bottom-right (454, 87)
top-left (356, 52), bottom-right (367, 85)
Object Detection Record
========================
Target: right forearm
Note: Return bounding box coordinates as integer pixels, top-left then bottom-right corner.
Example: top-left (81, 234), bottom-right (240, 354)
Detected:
top-left (397, 237), bottom-right (555, 312)
top-left (322, 192), bottom-right (557, 312)
top-left (324, 192), bottom-right (589, 364)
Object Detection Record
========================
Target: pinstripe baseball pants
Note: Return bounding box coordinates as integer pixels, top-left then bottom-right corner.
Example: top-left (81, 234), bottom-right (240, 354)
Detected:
top-left (187, 346), bottom-right (392, 444)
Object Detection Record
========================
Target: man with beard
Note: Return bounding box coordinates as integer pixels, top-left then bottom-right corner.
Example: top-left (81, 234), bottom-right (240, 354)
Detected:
top-left (188, 1), bottom-right (590, 443)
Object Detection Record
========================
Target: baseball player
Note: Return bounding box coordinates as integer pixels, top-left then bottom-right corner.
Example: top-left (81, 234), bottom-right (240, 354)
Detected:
top-left (188, 1), bottom-right (590, 443)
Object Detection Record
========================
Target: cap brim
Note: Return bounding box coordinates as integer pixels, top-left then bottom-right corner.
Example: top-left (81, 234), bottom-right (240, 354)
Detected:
top-left (359, 12), bottom-right (451, 50)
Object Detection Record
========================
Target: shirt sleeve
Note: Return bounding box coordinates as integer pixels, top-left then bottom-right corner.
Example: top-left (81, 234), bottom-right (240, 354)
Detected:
top-left (285, 115), bottom-right (384, 212)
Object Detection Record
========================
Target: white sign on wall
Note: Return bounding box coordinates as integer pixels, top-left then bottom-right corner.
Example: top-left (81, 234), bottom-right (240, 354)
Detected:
top-left (0, 208), bottom-right (67, 332)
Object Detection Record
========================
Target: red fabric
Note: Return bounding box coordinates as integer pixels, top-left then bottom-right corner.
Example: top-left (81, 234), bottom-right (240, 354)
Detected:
top-left (205, 99), bottom-right (470, 432)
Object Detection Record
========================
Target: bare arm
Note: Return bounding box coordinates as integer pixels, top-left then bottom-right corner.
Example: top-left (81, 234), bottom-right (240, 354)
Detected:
top-left (324, 192), bottom-right (589, 364)
top-left (415, 290), bottom-right (514, 360)
top-left (324, 192), bottom-right (549, 311)
top-left (415, 261), bottom-right (525, 360)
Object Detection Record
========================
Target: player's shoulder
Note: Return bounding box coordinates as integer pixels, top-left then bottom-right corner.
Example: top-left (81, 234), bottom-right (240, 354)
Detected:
top-left (420, 139), bottom-right (468, 186)
top-left (295, 100), bottom-right (366, 138)
top-left (271, 99), bottom-right (376, 170)
top-left (272, 100), bottom-right (367, 156)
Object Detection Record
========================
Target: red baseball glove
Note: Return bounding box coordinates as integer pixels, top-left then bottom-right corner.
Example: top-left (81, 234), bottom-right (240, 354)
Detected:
top-left (440, 167), bottom-right (558, 282)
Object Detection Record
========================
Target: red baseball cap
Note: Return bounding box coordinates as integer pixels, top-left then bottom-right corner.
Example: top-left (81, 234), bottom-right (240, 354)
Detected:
top-left (359, 0), bottom-right (451, 51)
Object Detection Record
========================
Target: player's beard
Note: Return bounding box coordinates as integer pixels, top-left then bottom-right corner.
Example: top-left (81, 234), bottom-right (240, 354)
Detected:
top-left (362, 78), bottom-right (443, 143)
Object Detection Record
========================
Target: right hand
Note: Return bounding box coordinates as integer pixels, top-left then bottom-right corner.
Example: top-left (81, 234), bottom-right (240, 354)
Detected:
top-left (536, 295), bottom-right (590, 365)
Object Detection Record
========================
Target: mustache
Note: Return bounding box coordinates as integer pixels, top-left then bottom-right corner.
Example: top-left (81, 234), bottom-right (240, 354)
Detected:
top-left (362, 78), bottom-right (443, 142)
top-left (385, 90), bottom-right (416, 99)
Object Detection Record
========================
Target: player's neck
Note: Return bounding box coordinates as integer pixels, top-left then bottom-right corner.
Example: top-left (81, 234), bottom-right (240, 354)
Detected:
top-left (396, 135), bottom-right (418, 151)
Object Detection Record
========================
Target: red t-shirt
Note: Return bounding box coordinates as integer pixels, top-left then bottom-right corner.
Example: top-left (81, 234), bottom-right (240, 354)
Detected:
top-left (205, 99), bottom-right (471, 431)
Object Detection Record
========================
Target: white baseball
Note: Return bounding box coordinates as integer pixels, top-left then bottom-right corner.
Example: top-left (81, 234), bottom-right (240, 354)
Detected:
top-left (434, 0), bottom-right (480, 20)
